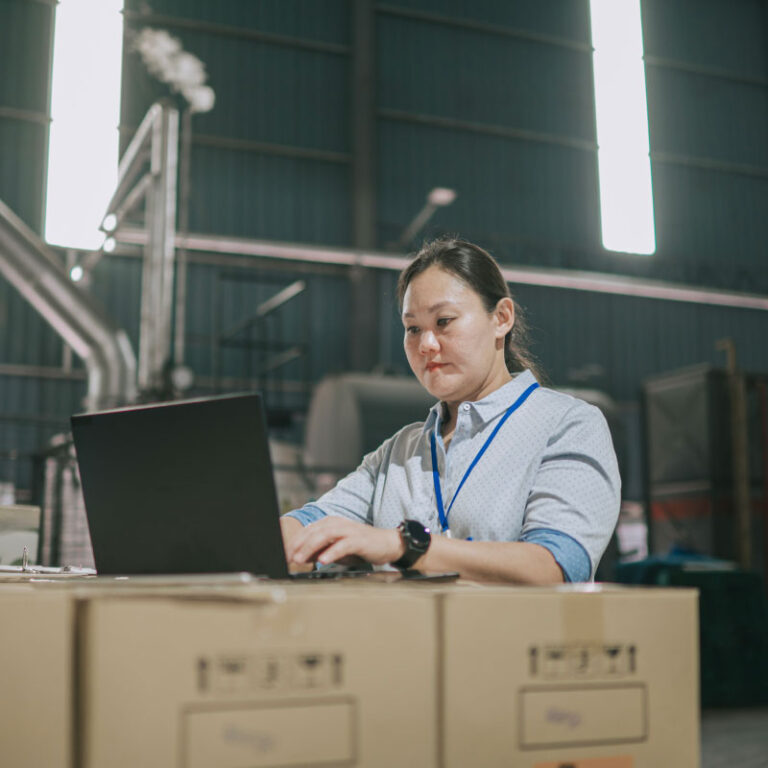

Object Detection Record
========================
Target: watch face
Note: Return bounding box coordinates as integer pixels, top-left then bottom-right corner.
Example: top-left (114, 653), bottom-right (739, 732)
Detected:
top-left (403, 519), bottom-right (431, 548)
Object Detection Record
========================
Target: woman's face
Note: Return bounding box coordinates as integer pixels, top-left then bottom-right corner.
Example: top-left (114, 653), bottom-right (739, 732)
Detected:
top-left (401, 265), bottom-right (513, 406)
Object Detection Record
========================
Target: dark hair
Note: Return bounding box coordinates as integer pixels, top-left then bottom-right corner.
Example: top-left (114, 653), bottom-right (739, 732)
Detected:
top-left (397, 238), bottom-right (544, 381)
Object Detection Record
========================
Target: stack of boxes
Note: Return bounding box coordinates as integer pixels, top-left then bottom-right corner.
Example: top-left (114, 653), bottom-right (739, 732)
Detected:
top-left (1, 578), bottom-right (700, 768)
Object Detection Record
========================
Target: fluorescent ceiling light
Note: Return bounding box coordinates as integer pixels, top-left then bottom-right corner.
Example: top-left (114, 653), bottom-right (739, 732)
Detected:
top-left (45, 0), bottom-right (124, 250)
top-left (590, 0), bottom-right (656, 255)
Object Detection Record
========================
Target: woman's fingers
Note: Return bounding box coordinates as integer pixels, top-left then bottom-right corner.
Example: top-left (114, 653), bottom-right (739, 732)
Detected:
top-left (288, 518), bottom-right (350, 563)
top-left (316, 537), bottom-right (354, 565)
top-left (286, 518), bottom-right (402, 566)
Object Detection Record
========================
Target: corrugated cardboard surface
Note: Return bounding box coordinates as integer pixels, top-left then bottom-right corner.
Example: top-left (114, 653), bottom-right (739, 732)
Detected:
top-left (0, 580), bottom-right (700, 768)
top-left (0, 586), bottom-right (74, 768)
top-left (441, 585), bottom-right (700, 768)
top-left (78, 585), bottom-right (439, 768)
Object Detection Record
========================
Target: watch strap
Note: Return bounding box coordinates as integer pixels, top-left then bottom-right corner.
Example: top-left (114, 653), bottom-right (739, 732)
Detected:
top-left (392, 520), bottom-right (431, 569)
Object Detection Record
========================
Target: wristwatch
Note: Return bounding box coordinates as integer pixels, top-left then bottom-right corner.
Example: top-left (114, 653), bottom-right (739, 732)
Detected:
top-left (392, 519), bottom-right (432, 569)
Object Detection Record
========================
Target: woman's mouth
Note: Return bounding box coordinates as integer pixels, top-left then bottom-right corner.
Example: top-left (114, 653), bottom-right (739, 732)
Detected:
top-left (426, 362), bottom-right (445, 372)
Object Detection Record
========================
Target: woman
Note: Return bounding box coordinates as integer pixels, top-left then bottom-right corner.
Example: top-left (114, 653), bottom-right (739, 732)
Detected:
top-left (281, 238), bottom-right (620, 583)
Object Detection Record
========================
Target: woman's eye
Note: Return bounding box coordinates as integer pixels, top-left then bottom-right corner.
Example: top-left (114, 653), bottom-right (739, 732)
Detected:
top-left (437, 317), bottom-right (453, 327)
top-left (405, 326), bottom-right (420, 335)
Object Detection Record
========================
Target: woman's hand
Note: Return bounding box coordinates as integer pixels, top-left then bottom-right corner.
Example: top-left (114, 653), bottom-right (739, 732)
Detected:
top-left (285, 517), bottom-right (404, 568)
top-left (281, 515), bottom-right (564, 583)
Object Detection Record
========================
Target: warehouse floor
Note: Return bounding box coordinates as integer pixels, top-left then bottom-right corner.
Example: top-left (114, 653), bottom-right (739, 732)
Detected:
top-left (701, 708), bottom-right (768, 767)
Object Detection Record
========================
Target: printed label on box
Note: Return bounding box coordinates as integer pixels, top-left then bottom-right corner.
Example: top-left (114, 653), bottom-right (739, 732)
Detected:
top-left (520, 684), bottom-right (647, 749)
top-left (196, 652), bottom-right (345, 695)
top-left (528, 644), bottom-right (637, 680)
top-left (183, 699), bottom-right (356, 768)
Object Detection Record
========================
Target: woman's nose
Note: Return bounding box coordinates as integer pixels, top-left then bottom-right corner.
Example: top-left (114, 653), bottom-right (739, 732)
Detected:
top-left (419, 330), bottom-right (439, 354)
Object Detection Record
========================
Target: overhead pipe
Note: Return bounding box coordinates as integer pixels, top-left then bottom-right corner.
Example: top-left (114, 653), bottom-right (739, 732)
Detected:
top-left (0, 198), bottom-right (137, 410)
top-left (115, 227), bottom-right (768, 312)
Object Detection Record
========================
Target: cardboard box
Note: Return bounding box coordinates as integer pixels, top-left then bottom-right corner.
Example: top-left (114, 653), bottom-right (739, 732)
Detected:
top-left (441, 584), bottom-right (700, 768)
top-left (0, 579), bottom-right (699, 768)
top-left (0, 586), bottom-right (74, 768)
top-left (77, 584), bottom-right (438, 768)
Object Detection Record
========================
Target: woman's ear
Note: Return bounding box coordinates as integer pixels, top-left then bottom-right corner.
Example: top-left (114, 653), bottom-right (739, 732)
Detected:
top-left (493, 297), bottom-right (515, 338)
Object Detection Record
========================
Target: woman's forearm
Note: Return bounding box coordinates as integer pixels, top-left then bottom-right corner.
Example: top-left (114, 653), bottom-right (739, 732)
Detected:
top-left (283, 514), bottom-right (565, 584)
top-left (415, 536), bottom-right (565, 585)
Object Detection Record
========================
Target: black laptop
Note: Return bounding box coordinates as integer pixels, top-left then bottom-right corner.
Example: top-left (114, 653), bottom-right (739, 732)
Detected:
top-left (71, 392), bottom-right (458, 582)
top-left (71, 392), bottom-right (295, 578)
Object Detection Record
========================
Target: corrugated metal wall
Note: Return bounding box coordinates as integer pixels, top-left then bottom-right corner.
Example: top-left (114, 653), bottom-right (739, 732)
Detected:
top-left (0, 0), bottom-right (54, 233)
top-left (120, 0), bottom-right (352, 243)
top-left (1, 0), bottom-right (767, 499)
top-left (376, 1), bottom-right (600, 255)
top-left (113, 0), bottom-right (768, 405)
top-left (0, 0), bottom-right (84, 497)
top-left (643, 0), bottom-right (768, 291)
top-left (375, 0), bottom-right (768, 398)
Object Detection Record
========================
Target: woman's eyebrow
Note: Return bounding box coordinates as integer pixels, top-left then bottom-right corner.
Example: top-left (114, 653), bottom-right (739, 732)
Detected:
top-left (402, 300), bottom-right (456, 318)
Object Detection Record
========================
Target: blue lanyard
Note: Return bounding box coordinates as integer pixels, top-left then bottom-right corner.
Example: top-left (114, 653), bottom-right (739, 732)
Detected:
top-left (429, 381), bottom-right (539, 535)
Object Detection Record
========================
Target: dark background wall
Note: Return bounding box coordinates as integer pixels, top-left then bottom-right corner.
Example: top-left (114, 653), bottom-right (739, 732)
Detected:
top-left (0, 0), bottom-right (767, 499)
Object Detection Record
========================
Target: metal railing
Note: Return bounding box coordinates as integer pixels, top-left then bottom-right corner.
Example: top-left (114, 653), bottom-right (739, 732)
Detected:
top-left (96, 100), bottom-right (180, 395)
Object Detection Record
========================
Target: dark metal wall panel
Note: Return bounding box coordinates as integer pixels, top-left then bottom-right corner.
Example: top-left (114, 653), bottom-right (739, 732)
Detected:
top-left (180, 260), bottom-right (351, 384)
top-left (88, 254), bottom-right (143, 352)
top-left (646, 69), bottom-right (768, 167)
top-left (195, 40), bottom-right (349, 151)
top-left (0, 0), bottom-right (54, 113)
top-left (642, 0), bottom-right (768, 290)
top-left (0, 0), bottom-right (54, 233)
top-left (0, 372), bottom-right (84, 494)
top-left (0, 373), bottom-right (80, 431)
top-left (0, 279), bottom-right (62, 367)
top-left (121, 30), bottom-right (350, 152)
top-left (379, 0), bottom-right (591, 42)
top-left (120, 1), bottom-right (352, 242)
top-left (651, 164), bottom-right (768, 288)
top-left (0, 0), bottom-right (62, 496)
top-left (521, 289), bottom-right (768, 401)
top-left (377, 13), bottom-right (594, 141)
top-left (124, 0), bottom-right (350, 45)
top-left (188, 145), bottom-right (350, 243)
top-left (182, 261), bottom-right (216, 377)
top-left (375, 2), bottom-right (598, 256)
top-left (642, 0), bottom-right (766, 77)
top-left (0, 0), bottom-right (82, 495)
top-left (0, 117), bottom-right (49, 234)
top-left (377, 119), bottom-right (600, 253)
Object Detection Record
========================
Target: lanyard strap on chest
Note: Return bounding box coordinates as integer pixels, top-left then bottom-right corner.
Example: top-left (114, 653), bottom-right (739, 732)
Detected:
top-left (430, 381), bottom-right (539, 534)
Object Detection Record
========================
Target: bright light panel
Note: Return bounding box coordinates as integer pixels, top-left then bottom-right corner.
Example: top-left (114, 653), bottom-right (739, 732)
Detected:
top-left (590, 0), bottom-right (656, 255)
top-left (45, 0), bottom-right (124, 250)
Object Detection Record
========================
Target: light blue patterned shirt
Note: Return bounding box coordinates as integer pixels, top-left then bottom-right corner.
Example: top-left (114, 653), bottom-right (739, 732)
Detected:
top-left (287, 370), bottom-right (621, 581)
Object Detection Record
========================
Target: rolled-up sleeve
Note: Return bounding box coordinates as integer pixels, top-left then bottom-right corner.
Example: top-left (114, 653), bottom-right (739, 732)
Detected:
top-left (520, 402), bottom-right (621, 579)
top-left (284, 503), bottom-right (327, 527)
top-left (519, 528), bottom-right (592, 582)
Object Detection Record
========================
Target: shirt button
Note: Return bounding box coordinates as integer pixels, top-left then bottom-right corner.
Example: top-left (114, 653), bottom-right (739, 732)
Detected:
top-left (462, 404), bottom-right (470, 411)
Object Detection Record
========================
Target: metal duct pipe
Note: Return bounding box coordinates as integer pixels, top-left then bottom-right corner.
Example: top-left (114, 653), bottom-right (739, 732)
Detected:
top-left (0, 198), bottom-right (137, 410)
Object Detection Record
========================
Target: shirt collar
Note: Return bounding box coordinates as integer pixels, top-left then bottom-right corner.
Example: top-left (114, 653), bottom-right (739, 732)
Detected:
top-left (421, 369), bottom-right (538, 433)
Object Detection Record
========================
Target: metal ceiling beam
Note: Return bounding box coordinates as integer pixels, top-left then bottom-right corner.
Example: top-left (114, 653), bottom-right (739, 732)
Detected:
top-left (122, 10), bottom-right (350, 56)
top-left (379, 108), bottom-right (596, 153)
top-left (115, 226), bottom-right (768, 312)
top-left (376, 4), bottom-right (592, 54)
top-left (0, 106), bottom-right (50, 126)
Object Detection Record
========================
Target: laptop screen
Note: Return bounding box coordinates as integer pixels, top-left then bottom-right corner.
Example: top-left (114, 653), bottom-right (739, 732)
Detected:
top-left (71, 392), bottom-right (289, 578)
